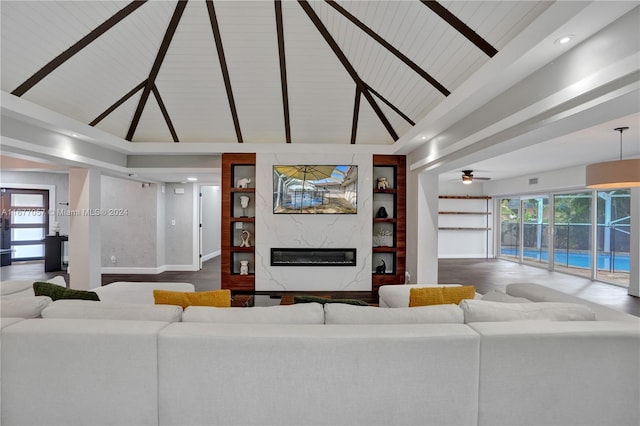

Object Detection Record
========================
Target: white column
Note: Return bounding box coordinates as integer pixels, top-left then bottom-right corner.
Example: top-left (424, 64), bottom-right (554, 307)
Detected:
top-left (406, 168), bottom-right (439, 284)
top-left (68, 168), bottom-right (101, 290)
top-left (628, 187), bottom-right (639, 297)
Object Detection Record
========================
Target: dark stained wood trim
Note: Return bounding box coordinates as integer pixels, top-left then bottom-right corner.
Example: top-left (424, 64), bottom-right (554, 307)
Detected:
top-left (364, 84), bottom-right (415, 126)
top-left (151, 84), bottom-right (179, 142)
top-left (274, 0), bottom-right (291, 143)
top-left (12, 1), bottom-right (147, 97)
top-left (350, 87), bottom-right (361, 144)
top-left (298, 0), bottom-right (398, 141)
top-left (90, 80), bottom-right (146, 126)
top-left (420, 0), bottom-right (498, 58)
top-left (325, 0), bottom-right (450, 97)
top-left (206, 0), bottom-right (243, 143)
top-left (126, 0), bottom-right (187, 141)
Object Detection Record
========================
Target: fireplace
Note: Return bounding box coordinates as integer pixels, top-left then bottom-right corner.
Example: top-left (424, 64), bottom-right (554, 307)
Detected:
top-left (271, 248), bottom-right (356, 267)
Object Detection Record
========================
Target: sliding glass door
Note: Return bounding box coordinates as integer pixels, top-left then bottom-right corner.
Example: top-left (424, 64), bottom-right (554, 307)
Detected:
top-left (596, 190), bottom-right (630, 286)
top-left (498, 189), bottom-right (630, 287)
top-left (553, 192), bottom-right (592, 279)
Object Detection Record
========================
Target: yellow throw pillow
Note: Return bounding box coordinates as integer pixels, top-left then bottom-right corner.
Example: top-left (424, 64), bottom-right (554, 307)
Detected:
top-left (409, 286), bottom-right (475, 307)
top-left (153, 290), bottom-right (231, 309)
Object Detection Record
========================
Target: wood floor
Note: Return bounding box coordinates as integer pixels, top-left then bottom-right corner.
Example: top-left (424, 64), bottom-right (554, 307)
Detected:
top-left (2, 257), bottom-right (638, 316)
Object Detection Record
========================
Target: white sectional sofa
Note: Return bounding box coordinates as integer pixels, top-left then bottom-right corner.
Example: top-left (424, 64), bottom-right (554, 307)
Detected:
top-left (1, 282), bottom-right (639, 426)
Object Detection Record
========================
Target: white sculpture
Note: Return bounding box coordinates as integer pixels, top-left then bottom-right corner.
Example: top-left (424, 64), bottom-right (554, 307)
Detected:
top-left (240, 230), bottom-right (251, 247)
top-left (377, 177), bottom-right (389, 190)
top-left (240, 195), bottom-right (250, 208)
top-left (237, 178), bottom-right (252, 188)
top-left (239, 260), bottom-right (249, 275)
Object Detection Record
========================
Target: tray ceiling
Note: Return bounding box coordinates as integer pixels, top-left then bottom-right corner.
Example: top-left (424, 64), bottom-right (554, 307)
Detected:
top-left (1, 0), bottom-right (550, 144)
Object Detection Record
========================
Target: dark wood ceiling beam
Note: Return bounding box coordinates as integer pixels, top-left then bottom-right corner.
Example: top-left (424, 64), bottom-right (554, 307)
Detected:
top-left (325, 0), bottom-right (450, 97)
top-left (12, 1), bottom-right (147, 97)
top-left (126, 0), bottom-right (187, 141)
top-left (364, 84), bottom-right (415, 126)
top-left (90, 80), bottom-right (147, 126)
top-left (206, 0), bottom-right (243, 143)
top-left (350, 87), bottom-right (361, 144)
top-left (298, 0), bottom-right (397, 142)
top-left (152, 84), bottom-right (179, 142)
top-left (420, 0), bottom-right (498, 58)
top-left (274, 0), bottom-right (291, 143)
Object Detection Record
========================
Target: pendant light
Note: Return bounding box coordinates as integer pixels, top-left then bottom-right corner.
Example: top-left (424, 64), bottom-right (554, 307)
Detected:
top-left (586, 127), bottom-right (640, 189)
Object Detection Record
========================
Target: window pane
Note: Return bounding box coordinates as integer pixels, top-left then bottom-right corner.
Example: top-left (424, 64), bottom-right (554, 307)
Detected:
top-left (11, 193), bottom-right (44, 207)
top-left (11, 210), bottom-right (45, 224)
top-left (499, 198), bottom-right (520, 260)
top-left (12, 244), bottom-right (44, 259)
top-left (522, 196), bottom-right (549, 266)
top-left (11, 228), bottom-right (45, 242)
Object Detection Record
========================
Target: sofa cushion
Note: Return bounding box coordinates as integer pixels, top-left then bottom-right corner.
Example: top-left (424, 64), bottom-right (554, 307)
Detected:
top-left (42, 300), bottom-right (183, 322)
top-left (409, 285), bottom-right (476, 307)
top-left (1, 276), bottom-right (67, 298)
top-left (153, 289), bottom-right (230, 308)
top-left (33, 282), bottom-right (99, 301)
top-left (481, 289), bottom-right (532, 303)
top-left (460, 299), bottom-right (596, 323)
top-left (378, 284), bottom-right (465, 308)
top-left (324, 303), bottom-right (464, 324)
top-left (293, 295), bottom-right (369, 306)
top-left (182, 303), bottom-right (325, 324)
top-left (0, 296), bottom-right (52, 318)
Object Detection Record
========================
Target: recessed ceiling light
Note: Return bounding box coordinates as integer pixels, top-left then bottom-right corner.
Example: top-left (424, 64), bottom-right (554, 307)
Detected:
top-left (187, 177), bottom-right (198, 181)
top-left (555, 35), bottom-right (574, 45)
top-left (421, 136), bottom-right (427, 140)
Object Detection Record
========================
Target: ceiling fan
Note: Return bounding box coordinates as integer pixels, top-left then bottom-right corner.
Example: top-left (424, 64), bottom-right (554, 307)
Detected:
top-left (460, 170), bottom-right (491, 184)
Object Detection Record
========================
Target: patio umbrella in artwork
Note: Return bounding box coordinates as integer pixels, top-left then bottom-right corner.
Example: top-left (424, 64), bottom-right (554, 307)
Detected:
top-left (273, 165), bottom-right (340, 210)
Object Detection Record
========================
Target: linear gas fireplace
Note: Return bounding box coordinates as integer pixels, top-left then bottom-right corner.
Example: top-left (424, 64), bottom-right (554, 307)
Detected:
top-left (271, 248), bottom-right (356, 267)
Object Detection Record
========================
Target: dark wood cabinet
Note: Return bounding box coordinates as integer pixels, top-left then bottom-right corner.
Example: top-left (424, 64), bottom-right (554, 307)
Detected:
top-left (221, 153), bottom-right (256, 291)
top-left (372, 155), bottom-right (406, 289)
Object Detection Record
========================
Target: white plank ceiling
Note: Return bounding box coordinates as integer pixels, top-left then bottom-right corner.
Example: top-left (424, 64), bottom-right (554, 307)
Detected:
top-left (1, 0), bottom-right (551, 144)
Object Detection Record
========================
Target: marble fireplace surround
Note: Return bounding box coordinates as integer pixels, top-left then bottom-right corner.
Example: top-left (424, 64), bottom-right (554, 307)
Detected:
top-left (255, 153), bottom-right (372, 292)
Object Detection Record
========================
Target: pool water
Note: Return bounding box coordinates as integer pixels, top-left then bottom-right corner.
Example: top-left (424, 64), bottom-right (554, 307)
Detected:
top-left (500, 248), bottom-right (630, 272)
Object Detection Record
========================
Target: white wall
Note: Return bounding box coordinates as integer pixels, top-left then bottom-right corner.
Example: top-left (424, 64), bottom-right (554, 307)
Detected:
top-left (100, 175), bottom-right (158, 269)
top-left (255, 153), bottom-right (373, 291)
top-left (201, 185), bottom-right (221, 260)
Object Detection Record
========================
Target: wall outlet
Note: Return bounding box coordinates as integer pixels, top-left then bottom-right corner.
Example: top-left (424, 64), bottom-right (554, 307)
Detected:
top-left (110, 255), bottom-right (116, 264)
top-left (171, 219), bottom-right (176, 226)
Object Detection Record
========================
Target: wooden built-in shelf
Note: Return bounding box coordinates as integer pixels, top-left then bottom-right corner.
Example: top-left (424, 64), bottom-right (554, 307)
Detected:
top-left (372, 155), bottom-right (406, 289)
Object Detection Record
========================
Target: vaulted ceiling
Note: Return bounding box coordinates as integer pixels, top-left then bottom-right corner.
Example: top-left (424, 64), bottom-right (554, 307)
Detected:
top-left (1, 0), bottom-right (549, 145)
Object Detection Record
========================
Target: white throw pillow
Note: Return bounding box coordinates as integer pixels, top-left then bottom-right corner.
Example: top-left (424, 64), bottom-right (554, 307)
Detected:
top-left (324, 303), bottom-right (464, 324)
top-left (481, 290), bottom-right (532, 303)
top-left (183, 303), bottom-right (324, 324)
top-left (1, 296), bottom-right (52, 318)
top-left (460, 299), bottom-right (596, 323)
top-left (42, 300), bottom-right (182, 322)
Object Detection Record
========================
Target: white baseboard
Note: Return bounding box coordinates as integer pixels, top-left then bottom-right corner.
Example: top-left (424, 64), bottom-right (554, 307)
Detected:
top-left (202, 250), bottom-right (220, 262)
top-left (101, 266), bottom-right (166, 275)
top-left (101, 263), bottom-right (201, 274)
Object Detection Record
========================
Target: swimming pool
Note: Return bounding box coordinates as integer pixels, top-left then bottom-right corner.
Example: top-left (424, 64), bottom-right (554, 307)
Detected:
top-left (500, 248), bottom-right (630, 272)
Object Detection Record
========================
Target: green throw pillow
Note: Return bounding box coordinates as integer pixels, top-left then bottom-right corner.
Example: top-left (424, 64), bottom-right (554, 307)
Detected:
top-left (293, 295), bottom-right (368, 306)
top-left (33, 282), bottom-right (100, 301)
